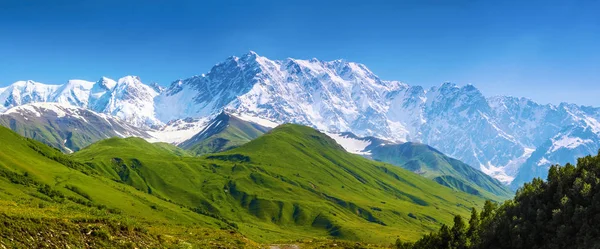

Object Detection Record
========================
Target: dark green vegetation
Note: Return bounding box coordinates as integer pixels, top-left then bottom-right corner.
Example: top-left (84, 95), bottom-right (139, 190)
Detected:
top-left (72, 124), bottom-right (486, 243)
top-left (179, 112), bottom-right (270, 155)
top-left (394, 151), bottom-right (600, 249)
top-left (370, 142), bottom-right (512, 200)
top-left (0, 126), bottom-right (255, 248)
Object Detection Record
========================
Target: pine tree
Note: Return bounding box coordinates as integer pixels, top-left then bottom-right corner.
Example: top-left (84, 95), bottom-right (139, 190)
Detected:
top-left (439, 224), bottom-right (452, 249)
top-left (451, 215), bottom-right (467, 249)
top-left (467, 207), bottom-right (480, 247)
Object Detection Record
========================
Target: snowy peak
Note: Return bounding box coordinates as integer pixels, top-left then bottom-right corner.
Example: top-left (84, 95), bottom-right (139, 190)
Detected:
top-left (0, 76), bottom-right (161, 128)
top-left (97, 76), bottom-right (160, 128)
top-left (425, 83), bottom-right (489, 113)
top-left (98, 77), bottom-right (117, 91)
top-left (510, 125), bottom-right (600, 190)
top-left (88, 77), bottom-right (116, 111)
top-left (154, 51), bottom-right (406, 129)
top-left (150, 82), bottom-right (164, 93)
top-left (2, 52), bottom-right (600, 188)
top-left (49, 79), bottom-right (95, 107)
top-left (152, 52), bottom-right (600, 185)
top-left (0, 80), bottom-right (60, 112)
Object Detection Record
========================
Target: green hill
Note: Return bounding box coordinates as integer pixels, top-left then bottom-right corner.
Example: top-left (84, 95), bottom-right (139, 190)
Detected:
top-left (179, 112), bottom-right (271, 155)
top-left (0, 126), bottom-right (253, 248)
top-left (395, 151), bottom-right (600, 249)
top-left (73, 124), bottom-right (486, 243)
top-left (370, 142), bottom-right (512, 200)
top-left (0, 103), bottom-right (149, 153)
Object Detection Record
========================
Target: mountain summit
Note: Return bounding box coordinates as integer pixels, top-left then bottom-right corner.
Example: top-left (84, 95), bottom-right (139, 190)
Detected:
top-left (1, 51), bottom-right (599, 187)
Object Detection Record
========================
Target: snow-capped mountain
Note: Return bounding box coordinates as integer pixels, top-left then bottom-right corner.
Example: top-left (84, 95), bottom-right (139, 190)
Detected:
top-left (49, 79), bottom-right (95, 108)
top-left (0, 76), bottom-right (161, 128)
top-left (145, 117), bottom-right (211, 144)
top-left (510, 124), bottom-right (600, 190)
top-left (0, 80), bottom-right (61, 112)
top-left (2, 51), bottom-right (599, 187)
top-left (87, 76), bottom-right (161, 128)
top-left (153, 52), bottom-right (600, 185)
top-left (155, 51), bottom-right (406, 137)
top-left (0, 103), bottom-right (150, 152)
top-left (88, 77), bottom-right (117, 111)
top-left (155, 52), bottom-right (527, 179)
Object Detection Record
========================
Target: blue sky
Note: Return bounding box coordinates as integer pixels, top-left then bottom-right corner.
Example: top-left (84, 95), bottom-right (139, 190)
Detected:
top-left (0, 0), bottom-right (598, 105)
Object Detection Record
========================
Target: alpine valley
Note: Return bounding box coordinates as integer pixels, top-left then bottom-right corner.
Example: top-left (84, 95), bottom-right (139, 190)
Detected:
top-left (1, 51), bottom-right (600, 248)
top-left (2, 52), bottom-right (598, 190)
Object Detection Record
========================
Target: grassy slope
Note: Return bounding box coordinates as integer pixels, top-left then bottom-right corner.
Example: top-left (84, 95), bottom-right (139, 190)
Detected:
top-left (179, 113), bottom-right (270, 155)
top-left (0, 110), bottom-right (121, 153)
top-left (370, 142), bottom-right (513, 201)
top-left (73, 124), bottom-right (486, 244)
top-left (0, 126), bottom-right (254, 248)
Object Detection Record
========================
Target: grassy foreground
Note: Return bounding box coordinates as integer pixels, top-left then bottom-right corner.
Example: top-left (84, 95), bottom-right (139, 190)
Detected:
top-left (0, 126), bottom-right (254, 248)
top-left (0, 124), bottom-right (487, 247)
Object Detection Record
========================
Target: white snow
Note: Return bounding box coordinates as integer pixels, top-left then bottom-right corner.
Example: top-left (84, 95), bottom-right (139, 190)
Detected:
top-left (480, 162), bottom-right (515, 184)
top-left (479, 148), bottom-right (534, 184)
top-left (537, 157), bottom-right (551, 166)
top-left (97, 76), bottom-right (161, 127)
top-left (4, 104), bottom-right (41, 117)
top-left (550, 136), bottom-right (593, 152)
top-left (325, 132), bottom-right (372, 155)
top-left (0, 80), bottom-right (61, 112)
top-left (0, 77), bottom-right (161, 128)
top-left (49, 79), bottom-right (95, 107)
top-left (154, 52), bottom-right (407, 142)
top-left (233, 112), bottom-right (280, 128)
top-left (145, 117), bottom-right (210, 144)
top-left (4, 102), bottom-right (88, 119)
top-left (3, 52), bottom-right (600, 188)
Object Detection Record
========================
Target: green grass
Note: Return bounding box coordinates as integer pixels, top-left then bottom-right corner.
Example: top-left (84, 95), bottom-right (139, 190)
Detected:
top-left (72, 124), bottom-right (488, 244)
top-left (0, 110), bottom-right (119, 153)
top-left (370, 142), bottom-right (513, 201)
top-left (0, 126), bottom-right (254, 248)
top-left (179, 112), bottom-right (270, 155)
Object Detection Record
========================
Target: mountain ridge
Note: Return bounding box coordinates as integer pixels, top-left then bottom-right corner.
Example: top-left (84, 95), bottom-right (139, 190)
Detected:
top-left (1, 51), bottom-right (599, 186)
top-left (71, 123), bottom-right (487, 243)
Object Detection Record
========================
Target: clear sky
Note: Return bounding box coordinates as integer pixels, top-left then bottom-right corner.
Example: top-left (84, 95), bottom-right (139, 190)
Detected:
top-left (1, 0), bottom-right (598, 105)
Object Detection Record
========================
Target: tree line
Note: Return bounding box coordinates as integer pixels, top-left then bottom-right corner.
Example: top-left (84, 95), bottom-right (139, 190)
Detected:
top-left (396, 151), bottom-right (600, 249)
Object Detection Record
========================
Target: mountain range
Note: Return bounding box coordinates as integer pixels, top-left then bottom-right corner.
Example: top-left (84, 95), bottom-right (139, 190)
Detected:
top-left (1, 51), bottom-right (599, 190)
top-left (175, 112), bottom-right (511, 200)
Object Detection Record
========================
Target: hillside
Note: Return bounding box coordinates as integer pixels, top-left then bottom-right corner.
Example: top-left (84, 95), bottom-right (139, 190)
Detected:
top-left (0, 103), bottom-right (149, 153)
top-left (0, 126), bottom-right (253, 248)
top-left (370, 142), bottom-right (512, 200)
top-left (3, 52), bottom-right (600, 188)
top-left (395, 151), bottom-right (600, 249)
top-left (179, 112), bottom-right (271, 155)
top-left (324, 132), bottom-right (512, 200)
top-left (73, 124), bottom-right (486, 243)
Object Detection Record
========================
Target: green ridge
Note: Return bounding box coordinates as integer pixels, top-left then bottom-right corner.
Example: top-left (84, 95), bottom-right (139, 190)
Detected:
top-left (73, 124), bottom-right (486, 243)
top-left (394, 151), bottom-right (600, 249)
top-left (179, 112), bottom-right (270, 155)
top-left (0, 126), bottom-right (253, 248)
top-left (370, 142), bottom-right (513, 200)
